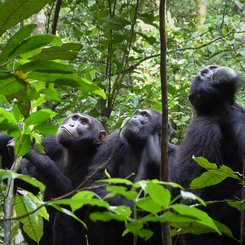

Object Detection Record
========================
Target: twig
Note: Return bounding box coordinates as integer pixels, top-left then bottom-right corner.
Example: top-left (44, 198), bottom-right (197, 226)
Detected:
top-left (159, 0), bottom-right (172, 244)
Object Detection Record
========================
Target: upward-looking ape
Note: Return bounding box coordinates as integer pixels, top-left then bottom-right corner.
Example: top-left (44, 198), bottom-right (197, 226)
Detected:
top-left (85, 109), bottom-right (177, 245)
top-left (176, 65), bottom-right (245, 245)
top-left (7, 113), bottom-right (106, 245)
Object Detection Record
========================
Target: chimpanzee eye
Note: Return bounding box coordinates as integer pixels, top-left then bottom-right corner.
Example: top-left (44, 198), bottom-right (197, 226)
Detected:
top-left (81, 118), bottom-right (89, 125)
top-left (141, 111), bottom-right (148, 117)
top-left (72, 114), bottom-right (79, 120)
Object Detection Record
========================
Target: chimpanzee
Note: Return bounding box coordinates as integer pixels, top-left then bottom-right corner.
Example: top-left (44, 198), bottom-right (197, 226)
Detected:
top-left (83, 109), bottom-right (177, 245)
top-left (4, 113), bottom-right (106, 245)
top-left (0, 133), bottom-right (15, 169)
top-left (176, 65), bottom-right (245, 245)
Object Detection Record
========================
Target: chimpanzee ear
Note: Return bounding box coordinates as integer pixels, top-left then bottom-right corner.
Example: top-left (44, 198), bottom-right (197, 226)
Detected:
top-left (96, 130), bottom-right (107, 145)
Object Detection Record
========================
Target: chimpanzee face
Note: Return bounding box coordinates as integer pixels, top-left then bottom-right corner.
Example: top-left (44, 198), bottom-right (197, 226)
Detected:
top-left (121, 109), bottom-right (162, 142)
top-left (188, 65), bottom-right (241, 116)
top-left (56, 113), bottom-right (105, 150)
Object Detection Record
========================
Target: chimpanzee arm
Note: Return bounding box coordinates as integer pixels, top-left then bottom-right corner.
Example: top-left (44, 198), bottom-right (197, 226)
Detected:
top-left (24, 149), bottom-right (72, 197)
top-left (134, 133), bottom-right (161, 182)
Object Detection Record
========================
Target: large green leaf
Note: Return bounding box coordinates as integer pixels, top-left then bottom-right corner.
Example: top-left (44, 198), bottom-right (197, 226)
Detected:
top-left (25, 109), bottom-right (56, 126)
top-left (0, 24), bottom-right (36, 63)
top-left (7, 91), bottom-right (31, 118)
top-left (15, 133), bottom-right (31, 157)
top-left (136, 196), bottom-right (162, 214)
top-left (145, 182), bottom-right (171, 207)
top-left (15, 193), bottom-right (44, 243)
top-left (17, 61), bottom-right (75, 74)
top-left (171, 204), bottom-right (220, 234)
top-left (0, 0), bottom-right (53, 36)
top-left (0, 73), bottom-right (26, 96)
top-left (31, 43), bottom-right (83, 60)
top-left (9, 35), bottom-right (61, 59)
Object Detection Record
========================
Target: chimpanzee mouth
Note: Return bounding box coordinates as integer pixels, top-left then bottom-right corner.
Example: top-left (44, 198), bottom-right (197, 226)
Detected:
top-left (60, 126), bottom-right (74, 136)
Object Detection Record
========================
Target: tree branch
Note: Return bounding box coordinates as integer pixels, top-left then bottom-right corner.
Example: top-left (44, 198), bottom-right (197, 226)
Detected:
top-left (51, 0), bottom-right (62, 35)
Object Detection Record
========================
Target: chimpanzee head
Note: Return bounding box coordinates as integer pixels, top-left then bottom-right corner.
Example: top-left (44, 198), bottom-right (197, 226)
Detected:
top-left (56, 113), bottom-right (106, 152)
top-left (189, 65), bottom-right (243, 116)
top-left (120, 109), bottom-right (162, 142)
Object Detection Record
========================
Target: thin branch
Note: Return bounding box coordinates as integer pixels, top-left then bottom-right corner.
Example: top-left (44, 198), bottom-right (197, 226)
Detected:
top-left (159, 0), bottom-right (172, 244)
top-left (122, 31), bottom-right (245, 73)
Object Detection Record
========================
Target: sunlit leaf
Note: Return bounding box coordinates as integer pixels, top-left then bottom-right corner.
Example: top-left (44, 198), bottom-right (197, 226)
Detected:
top-left (25, 109), bottom-right (56, 126)
top-left (171, 204), bottom-right (220, 234)
top-left (15, 193), bottom-right (43, 243)
top-left (31, 43), bottom-right (82, 60)
top-left (146, 181), bottom-right (171, 207)
top-left (0, 24), bottom-right (36, 63)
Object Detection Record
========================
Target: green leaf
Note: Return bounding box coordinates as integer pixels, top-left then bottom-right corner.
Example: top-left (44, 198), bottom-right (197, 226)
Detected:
top-left (17, 175), bottom-right (45, 191)
top-left (8, 91), bottom-right (31, 118)
top-left (33, 123), bottom-right (57, 136)
top-left (136, 196), bottom-right (162, 214)
top-left (18, 189), bottom-right (49, 220)
top-left (228, 200), bottom-right (245, 212)
top-left (171, 204), bottom-right (220, 234)
top-left (0, 24), bottom-right (36, 63)
top-left (145, 181), bottom-right (171, 207)
top-left (12, 102), bottom-right (23, 123)
top-left (193, 157), bottom-right (218, 170)
top-left (15, 193), bottom-right (43, 243)
top-left (17, 61), bottom-right (75, 74)
top-left (15, 133), bottom-right (31, 157)
top-left (0, 74), bottom-right (26, 96)
top-left (25, 109), bottom-right (56, 126)
top-left (0, 169), bottom-right (19, 179)
top-left (190, 172), bottom-right (226, 189)
top-left (31, 43), bottom-right (83, 60)
top-left (50, 204), bottom-right (87, 229)
top-left (190, 165), bottom-right (239, 189)
top-left (90, 205), bottom-right (131, 222)
top-left (10, 35), bottom-right (61, 59)
top-left (106, 185), bottom-right (137, 201)
top-left (0, 0), bottom-right (53, 36)
top-left (0, 108), bottom-right (17, 124)
top-left (50, 194), bottom-right (109, 213)
top-left (123, 221), bottom-right (143, 237)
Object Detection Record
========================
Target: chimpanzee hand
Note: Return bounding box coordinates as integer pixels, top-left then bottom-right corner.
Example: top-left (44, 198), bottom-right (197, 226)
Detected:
top-left (7, 138), bottom-right (15, 157)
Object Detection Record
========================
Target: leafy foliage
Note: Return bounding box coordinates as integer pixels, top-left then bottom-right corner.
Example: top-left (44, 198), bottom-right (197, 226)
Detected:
top-left (0, 0), bottom-right (244, 243)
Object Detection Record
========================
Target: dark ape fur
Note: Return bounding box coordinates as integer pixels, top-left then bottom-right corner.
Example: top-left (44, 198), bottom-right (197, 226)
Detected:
top-left (0, 113), bottom-right (106, 245)
top-left (176, 65), bottom-right (245, 245)
top-left (85, 109), bottom-right (177, 245)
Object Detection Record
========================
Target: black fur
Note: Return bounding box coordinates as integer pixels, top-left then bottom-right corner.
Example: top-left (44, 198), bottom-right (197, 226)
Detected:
top-left (176, 65), bottom-right (245, 245)
top-left (85, 109), bottom-right (177, 245)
